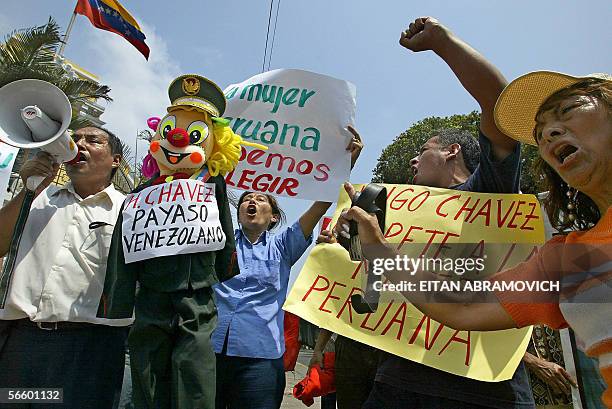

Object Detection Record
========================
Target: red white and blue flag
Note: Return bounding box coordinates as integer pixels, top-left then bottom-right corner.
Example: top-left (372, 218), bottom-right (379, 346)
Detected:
top-left (75, 0), bottom-right (150, 59)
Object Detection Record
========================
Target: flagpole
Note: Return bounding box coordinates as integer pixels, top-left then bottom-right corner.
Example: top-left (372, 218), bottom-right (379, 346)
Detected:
top-left (57, 10), bottom-right (78, 57)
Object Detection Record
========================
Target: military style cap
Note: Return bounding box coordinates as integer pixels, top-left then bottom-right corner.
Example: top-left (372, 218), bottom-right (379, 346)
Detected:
top-left (167, 74), bottom-right (226, 117)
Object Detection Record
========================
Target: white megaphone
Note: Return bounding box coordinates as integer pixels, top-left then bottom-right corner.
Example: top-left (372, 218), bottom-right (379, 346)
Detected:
top-left (0, 79), bottom-right (78, 191)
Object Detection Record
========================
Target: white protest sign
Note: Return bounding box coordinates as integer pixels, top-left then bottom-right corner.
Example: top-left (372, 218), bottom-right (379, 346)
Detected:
top-left (223, 69), bottom-right (356, 201)
top-left (0, 142), bottom-right (19, 204)
top-left (121, 179), bottom-right (226, 263)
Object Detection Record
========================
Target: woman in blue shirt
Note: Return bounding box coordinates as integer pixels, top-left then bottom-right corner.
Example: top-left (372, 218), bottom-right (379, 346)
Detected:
top-left (213, 126), bottom-right (363, 409)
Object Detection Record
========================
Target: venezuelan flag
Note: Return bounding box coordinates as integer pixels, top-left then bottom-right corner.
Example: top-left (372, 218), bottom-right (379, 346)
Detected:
top-left (75, 0), bottom-right (150, 59)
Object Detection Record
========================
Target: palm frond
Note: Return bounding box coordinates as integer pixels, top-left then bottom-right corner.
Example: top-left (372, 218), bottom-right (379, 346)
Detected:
top-left (56, 77), bottom-right (113, 102)
top-left (0, 65), bottom-right (62, 87)
top-left (0, 67), bottom-right (112, 102)
top-left (122, 143), bottom-right (134, 165)
top-left (0, 17), bottom-right (62, 71)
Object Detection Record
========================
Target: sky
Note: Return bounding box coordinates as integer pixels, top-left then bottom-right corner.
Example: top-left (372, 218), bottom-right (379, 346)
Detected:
top-left (2, 0), bottom-right (610, 283)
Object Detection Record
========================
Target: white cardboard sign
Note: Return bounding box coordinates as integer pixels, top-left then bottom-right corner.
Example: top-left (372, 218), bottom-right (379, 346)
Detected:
top-left (121, 179), bottom-right (226, 263)
top-left (223, 69), bottom-right (356, 202)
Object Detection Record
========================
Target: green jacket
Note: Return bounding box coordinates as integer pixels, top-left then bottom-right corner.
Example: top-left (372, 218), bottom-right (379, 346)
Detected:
top-left (97, 174), bottom-right (238, 319)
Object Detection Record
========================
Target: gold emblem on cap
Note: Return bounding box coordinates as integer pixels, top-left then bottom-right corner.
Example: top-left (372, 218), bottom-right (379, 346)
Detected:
top-left (182, 77), bottom-right (200, 95)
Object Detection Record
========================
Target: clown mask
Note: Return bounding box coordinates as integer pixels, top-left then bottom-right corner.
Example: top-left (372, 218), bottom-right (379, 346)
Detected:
top-left (149, 108), bottom-right (214, 176)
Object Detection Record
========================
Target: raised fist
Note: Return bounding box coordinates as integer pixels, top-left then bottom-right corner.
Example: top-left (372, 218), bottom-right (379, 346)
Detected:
top-left (399, 17), bottom-right (449, 53)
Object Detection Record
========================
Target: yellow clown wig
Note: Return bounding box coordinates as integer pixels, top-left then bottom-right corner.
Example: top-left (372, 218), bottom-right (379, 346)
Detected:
top-left (207, 117), bottom-right (267, 176)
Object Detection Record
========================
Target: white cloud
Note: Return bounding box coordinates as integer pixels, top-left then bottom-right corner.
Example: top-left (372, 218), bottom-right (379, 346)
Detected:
top-left (83, 20), bottom-right (181, 166)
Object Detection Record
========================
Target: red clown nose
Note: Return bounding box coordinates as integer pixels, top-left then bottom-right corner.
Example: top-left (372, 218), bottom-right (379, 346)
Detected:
top-left (167, 128), bottom-right (189, 148)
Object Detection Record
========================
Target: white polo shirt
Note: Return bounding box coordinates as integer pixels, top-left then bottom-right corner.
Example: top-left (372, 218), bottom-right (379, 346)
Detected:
top-left (0, 182), bottom-right (132, 326)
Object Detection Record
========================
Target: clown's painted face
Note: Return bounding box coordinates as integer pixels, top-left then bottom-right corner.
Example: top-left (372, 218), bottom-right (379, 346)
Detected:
top-left (149, 108), bottom-right (215, 175)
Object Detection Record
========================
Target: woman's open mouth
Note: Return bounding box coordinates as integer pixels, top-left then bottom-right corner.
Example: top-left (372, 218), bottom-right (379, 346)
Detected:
top-left (554, 143), bottom-right (579, 166)
top-left (161, 146), bottom-right (190, 165)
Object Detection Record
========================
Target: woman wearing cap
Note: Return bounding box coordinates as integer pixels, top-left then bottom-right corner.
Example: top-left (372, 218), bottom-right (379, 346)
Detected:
top-left (213, 126), bottom-right (363, 409)
top-left (339, 72), bottom-right (612, 407)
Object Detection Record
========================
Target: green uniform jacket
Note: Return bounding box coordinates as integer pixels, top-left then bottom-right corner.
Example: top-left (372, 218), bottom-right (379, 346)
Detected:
top-left (97, 174), bottom-right (238, 319)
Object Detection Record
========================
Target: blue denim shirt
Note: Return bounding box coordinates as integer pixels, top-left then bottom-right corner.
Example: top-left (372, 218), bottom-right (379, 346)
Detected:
top-left (212, 221), bottom-right (312, 359)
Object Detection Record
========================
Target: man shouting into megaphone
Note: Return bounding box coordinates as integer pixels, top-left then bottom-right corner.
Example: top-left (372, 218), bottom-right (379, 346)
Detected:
top-left (0, 126), bottom-right (131, 409)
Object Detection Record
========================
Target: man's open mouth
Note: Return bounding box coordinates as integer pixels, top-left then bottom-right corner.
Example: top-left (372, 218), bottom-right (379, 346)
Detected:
top-left (246, 204), bottom-right (257, 216)
top-left (554, 144), bottom-right (579, 165)
top-left (411, 166), bottom-right (419, 182)
top-left (69, 151), bottom-right (88, 165)
top-left (161, 146), bottom-right (190, 165)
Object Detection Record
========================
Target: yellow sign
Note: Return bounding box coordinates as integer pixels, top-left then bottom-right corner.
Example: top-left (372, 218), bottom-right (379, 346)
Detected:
top-left (285, 184), bottom-right (545, 382)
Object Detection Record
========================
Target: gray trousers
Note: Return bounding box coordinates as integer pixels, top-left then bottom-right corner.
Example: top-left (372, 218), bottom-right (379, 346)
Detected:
top-left (128, 286), bottom-right (217, 409)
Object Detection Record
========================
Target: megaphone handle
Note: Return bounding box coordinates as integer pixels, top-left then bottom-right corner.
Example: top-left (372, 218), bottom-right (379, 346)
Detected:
top-left (26, 175), bottom-right (45, 192)
top-left (0, 189), bottom-right (36, 308)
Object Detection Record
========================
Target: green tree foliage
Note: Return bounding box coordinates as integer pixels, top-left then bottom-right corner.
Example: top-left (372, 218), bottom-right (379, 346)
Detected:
top-left (371, 111), bottom-right (540, 193)
top-left (372, 111), bottom-right (480, 184)
top-left (519, 144), bottom-right (540, 194)
top-left (0, 17), bottom-right (112, 107)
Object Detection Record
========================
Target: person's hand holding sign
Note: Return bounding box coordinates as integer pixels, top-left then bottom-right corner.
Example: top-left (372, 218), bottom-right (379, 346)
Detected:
top-left (315, 229), bottom-right (335, 245)
top-left (346, 125), bottom-right (363, 169)
top-left (334, 182), bottom-right (389, 261)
